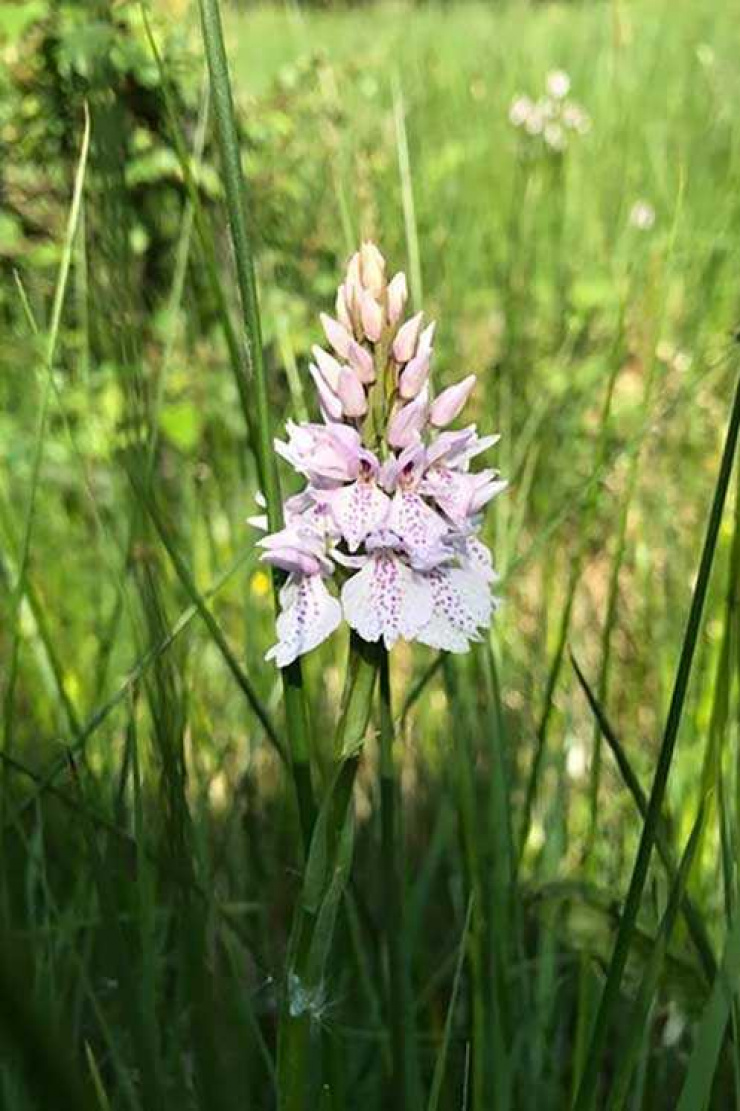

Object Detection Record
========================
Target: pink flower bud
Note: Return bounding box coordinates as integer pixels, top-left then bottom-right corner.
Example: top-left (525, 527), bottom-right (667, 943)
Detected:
top-left (320, 313), bottom-right (353, 359)
top-left (387, 272), bottom-right (408, 325)
top-left (309, 364), bottom-right (343, 421)
top-left (312, 345), bottom-right (342, 390)
top-left (417, 321), bottom-right (436, 359)
top-left (360, 291), bottom-right (383, 342)
top-left (346, 252), bottom-right (361, 286)
top-left (392, 311), bottom-right (423, 364)
top-left (336, 283), bottom-right (354, 332)
top-left (347, 339), bottom-right (375, 384)
top-left (360, 241), bottom-right (386, 296)
top-left (429, 374), bottom-right (476, 428)
top-left (387, 386), bottom-right (429, 449)
top-left (337, 367), bottom-right (368, 418)
top-left (398, 349), bottom-right (431, 399)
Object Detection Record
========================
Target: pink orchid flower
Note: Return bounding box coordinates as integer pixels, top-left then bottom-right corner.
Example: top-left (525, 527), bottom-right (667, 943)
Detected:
top-left (254, 243), bottom-right (505, 667)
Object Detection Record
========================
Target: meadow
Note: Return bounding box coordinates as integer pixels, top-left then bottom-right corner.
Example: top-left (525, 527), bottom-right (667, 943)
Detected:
top-left (2, 0), bottom-right (740, 1107)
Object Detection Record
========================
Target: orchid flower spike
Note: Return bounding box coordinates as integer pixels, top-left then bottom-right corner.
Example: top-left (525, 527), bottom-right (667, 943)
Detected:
top-left (254, 243), bottom-right (505, 667)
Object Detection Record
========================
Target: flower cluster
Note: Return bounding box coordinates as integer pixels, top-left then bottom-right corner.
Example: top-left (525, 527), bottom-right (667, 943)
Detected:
top-left (253, 243), bottom-right (505, 668)
top-left (509, 70), bottom-right (590, 154)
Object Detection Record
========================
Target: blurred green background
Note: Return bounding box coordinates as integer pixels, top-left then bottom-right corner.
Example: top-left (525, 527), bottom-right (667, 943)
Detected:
top-left (2, 0), bottom-right (740, 1107)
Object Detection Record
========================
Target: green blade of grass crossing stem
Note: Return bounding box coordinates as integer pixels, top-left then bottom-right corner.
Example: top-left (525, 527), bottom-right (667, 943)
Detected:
top-left (606, 799), bottom-right (707, 1110)
top-left (427, 897), bottom-right (475, 1111)
top-left (573, 368), bottom-right (740, 1111)
top-left (198, 0), bottom-right (315, 847)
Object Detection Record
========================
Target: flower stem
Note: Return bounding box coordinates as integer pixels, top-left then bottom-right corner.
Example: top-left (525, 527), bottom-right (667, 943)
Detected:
top-left (278, 635), bottom-right (381, 1110)
top-left (197, 0), bottom-right (315, 848)
top-left (379, 648), bottom-right (415, 1109)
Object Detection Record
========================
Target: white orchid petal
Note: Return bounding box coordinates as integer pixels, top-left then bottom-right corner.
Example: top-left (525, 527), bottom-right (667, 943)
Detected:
top-left (266, 575), bottom-right (342, 668)
top-left (342, 554), bottom-right (434, 649)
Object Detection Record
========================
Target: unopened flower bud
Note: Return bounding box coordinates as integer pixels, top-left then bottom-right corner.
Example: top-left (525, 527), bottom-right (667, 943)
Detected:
top-left (309, 364), bottom-right (343, 421)
top-left (417, 321), bottom-right (435, 359)
top-left (392, 311), bottom-right (424, 364)
top-left (337, 367), bottom-right (368, 418)
top-left (312, 345), bottom-right (342, 391)
top-left (360, 241), bottom-right (386, 296)
top-left (347, 339), bottom-right (376, 384)
top-left (336, 283), bottom-right (354, 333)
top-left (346, 252), bottom-right (361, 286)
top-left (429, 374), bottom-right (476, 428)
top-left (387, 272), bottom-right (408, 325)
top-left (320, 313), bottom-right (353, 359)
top-left (399, 350), bottom-right (431, 399)
top-left (360, 291), bottom-right (383, 342)
top-left (387, 386), bottom-right (429, 449)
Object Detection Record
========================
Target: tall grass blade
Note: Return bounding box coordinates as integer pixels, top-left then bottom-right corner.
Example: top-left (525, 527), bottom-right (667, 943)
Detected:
top-left (606, 799), bottom-right (707, 1110)
top-left (676, 913), bottom-right (740, 1111)
top-left (427, 896), bottom-right (474, 1111)
top-left (570, 651), bottom-right (716, 983)
top-left (2, 108), bottom-right (90, 754)
top-left (198, 0), bottom-right (315, 846)
top-left (574, 368), bottom-right (740, 1111)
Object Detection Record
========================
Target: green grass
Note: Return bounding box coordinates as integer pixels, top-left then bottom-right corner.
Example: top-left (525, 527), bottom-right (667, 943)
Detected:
top-left (2, 0), bottom-right (740, 1107)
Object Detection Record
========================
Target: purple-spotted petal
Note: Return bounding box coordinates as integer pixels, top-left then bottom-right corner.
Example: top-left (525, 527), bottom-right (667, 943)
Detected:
top-left (387, 490), bottom-right (449, 561)
top-left (416, 566), bottom-right (496, 652)
top-left (341, 553), bottom-right (434, 649)
top-left (266, 575), bottom-right (342, 667)
top-left (460, 535), bottom-right (499, 584)
top-left (323, 481), bottom-right (391, 552)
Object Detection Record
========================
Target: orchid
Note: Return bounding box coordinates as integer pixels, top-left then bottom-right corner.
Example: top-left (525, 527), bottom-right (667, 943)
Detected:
top-left (255, 242), bottom-right (506, 667)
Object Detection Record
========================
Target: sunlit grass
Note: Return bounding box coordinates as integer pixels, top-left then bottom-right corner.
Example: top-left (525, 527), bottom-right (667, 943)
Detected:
top-left (2, 0), bottom-right (740, 1106)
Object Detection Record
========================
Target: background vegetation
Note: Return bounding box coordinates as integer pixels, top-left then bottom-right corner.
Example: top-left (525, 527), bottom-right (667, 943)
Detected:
top-left (2, 0), bottom-right (740, 1107)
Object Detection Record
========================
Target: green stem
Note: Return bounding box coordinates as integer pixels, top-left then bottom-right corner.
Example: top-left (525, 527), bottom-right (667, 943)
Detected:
top-left (278, 635), bottom-right (381, 1111)
top-left (379, 648), bottom-right (413, 1109)
top-left (197, 0), bottom-right (315, 847)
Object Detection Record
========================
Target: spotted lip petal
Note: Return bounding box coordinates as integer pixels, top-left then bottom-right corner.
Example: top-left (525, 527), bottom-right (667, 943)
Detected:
top-left (386, 489), bottom-right (449, 563)
top-left (415, 566), bottom-right (496, 653)
top-left (341, 552), bottom-right (434, 649)
top-left (266, 575), bottom-right (343, 668)
top-left (323, 480), bottom-right (391, 552)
